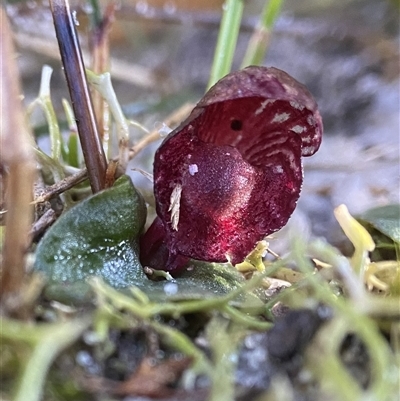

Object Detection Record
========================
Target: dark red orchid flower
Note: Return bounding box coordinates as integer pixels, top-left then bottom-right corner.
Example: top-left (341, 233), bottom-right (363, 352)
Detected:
top-left (140, 66), bottom-right (323, 272)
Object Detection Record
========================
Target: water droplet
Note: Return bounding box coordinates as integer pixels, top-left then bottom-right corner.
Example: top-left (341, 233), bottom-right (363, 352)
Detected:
top-left (163, 1), bottom-right (176, 14)
top-left (81, 3), bottom-right (93, 14)
top-left (83, 330), bottom-right (100, 345)
top-left (155, 349), bottom-right (165, 359)
top-left (136, 0), bottom-right (148, 14)
top-left (155, 121), bottom-right (172, 137)
top-left (163, 282), bottom-right (178, 295)
top-left (26, 1), bottom-right (37, 9)
top-left (229, 353), bottom-right (238, 364)
top-left (72, 10), bottom-right (80, 26)
top-left (76, 350), bottom-right (93, 367)
top-left (188, 164), bottom-right (198, 176)
top-left (244, 335), bottom-right (258, 349)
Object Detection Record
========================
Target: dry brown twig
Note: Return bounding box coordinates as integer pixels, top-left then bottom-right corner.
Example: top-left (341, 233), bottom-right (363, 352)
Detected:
top-left (33, 168), bottom-right (88, 204)
top-left (127, 102), bottom-right (194, 160)
top-left (0, 8), bottom-right (37, 302)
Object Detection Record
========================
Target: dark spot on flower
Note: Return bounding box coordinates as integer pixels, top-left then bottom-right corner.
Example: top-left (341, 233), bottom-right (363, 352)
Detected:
top-left (230, 119), bottom-right (243, 131)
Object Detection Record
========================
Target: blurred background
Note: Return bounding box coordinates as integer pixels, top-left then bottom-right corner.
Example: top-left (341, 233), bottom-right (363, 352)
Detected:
top-left (5, 0), bottom-right (400, 252)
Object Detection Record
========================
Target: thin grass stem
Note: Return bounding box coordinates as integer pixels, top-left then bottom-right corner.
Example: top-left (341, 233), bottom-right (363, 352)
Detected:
top-left (241, 0), bottom-right (284, 68)
top-left (207, 0), bottom-right (244, 89)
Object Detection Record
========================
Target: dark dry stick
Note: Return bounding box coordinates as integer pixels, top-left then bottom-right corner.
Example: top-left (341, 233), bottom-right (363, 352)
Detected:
top-left (50, 0), bottom-right (107, 193)
top-left (31, 209), bottom-right (58, 241)
top-left (33, 168), bottom-right (88, 203)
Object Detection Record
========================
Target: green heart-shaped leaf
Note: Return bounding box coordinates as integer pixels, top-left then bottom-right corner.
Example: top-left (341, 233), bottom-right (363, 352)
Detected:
top-left (137, 261), bottom-right (247, 301)
top-left (34, 176), bottom-right (147, 291)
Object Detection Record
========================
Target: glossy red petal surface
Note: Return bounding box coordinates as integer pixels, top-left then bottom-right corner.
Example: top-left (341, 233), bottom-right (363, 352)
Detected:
top-left (198, 66), bottom-right (323, 157)
top-left (149, 66), bottom-right (323, 268)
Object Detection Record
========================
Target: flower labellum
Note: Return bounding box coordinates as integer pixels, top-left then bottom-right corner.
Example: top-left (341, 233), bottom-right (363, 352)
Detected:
top-left (140, 66), bottom-right (323, 272)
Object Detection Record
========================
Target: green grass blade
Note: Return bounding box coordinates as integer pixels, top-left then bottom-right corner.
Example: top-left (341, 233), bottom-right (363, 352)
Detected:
top-left (241, 0), bottom-right (284, 68)
top-left (207, 0), bottom-right (244, 90)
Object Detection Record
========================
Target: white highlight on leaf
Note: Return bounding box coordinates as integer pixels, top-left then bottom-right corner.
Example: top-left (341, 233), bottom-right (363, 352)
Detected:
top-left (289, 100), bottom-right (304, 111)
top-left (188, 164), bottom-right (198, 176)
top-left (255, 99), bottom-right (275, 115)
top-left (271, 112), bottom-right (290, 123)
top-left (273, 165), bottom-right (284, 174)
top-left (290, 125), bottom-right (306, 134)
top-left (168, 184), bottom-right (182, 231)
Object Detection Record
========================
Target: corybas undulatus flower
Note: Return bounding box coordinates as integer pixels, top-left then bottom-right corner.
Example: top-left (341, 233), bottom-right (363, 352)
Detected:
top-left (140, 66), bottom-right (323, 272)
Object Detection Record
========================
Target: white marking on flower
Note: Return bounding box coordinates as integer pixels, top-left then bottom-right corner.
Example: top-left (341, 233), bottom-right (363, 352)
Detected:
top-left (255, 99), bottom-right (275, 115)
top-left (188, 164), bottom-right (198, 176)
top-left (307, 115), bottom-right (316, 126)
top-left (168, 184), bottom-right (182, 231)
top-left (225, 253), bottom-right (233, 264)
top-left (230, 134), bottom-right (243, 146)
top-left (283, 83), bottom-right (298, 96)
top-left (271, 112), bottom-right (290, 123)
top-left (290, 125), bottom-right (306, 134)
top-left (273, 165), bottom-right (284, 174)
top-left (265, 148), bottom-right (300, 174)
top-left (289, 100), bottom-right (304, 111)
top-left (302, 145), bottom-right (314, 154)
top-left (260, 136), bottom-right (289, 154)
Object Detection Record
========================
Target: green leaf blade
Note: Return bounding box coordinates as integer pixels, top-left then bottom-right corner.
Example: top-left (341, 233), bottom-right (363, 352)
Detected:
top-left (358, 204), bottom-right (400, 244)
top-left (34, 176), bottom-right (147, 294)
